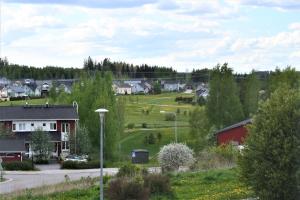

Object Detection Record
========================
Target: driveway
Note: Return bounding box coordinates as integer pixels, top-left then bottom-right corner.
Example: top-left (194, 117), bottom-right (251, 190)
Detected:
top-left (0, 168), bottom-right (118, 194)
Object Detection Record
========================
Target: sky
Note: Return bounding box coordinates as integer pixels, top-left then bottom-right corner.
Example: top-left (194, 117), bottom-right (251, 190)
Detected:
top-left (0, 0), bottom-right (300, 73)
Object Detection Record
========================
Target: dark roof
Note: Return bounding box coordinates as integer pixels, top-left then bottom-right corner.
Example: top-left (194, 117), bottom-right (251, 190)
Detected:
top-left (0, 105), bottom-right (79, 121)
top-left (216, 119), bottom-right (252, 134)
top-left (0, 139), bottom-right (26, 152)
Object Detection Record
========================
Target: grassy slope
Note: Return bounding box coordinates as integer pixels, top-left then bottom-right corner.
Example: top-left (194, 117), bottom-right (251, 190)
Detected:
top-left (0, 98), bottom-right (47, 106)
top-left (118, 93), bottom-right (194, 164)
top-left (6, 169), bottom-right (253, 200)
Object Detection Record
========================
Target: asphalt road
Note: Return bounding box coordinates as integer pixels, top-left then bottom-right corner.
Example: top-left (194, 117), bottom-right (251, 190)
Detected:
top-left (0, 168), bottom-right (118, 194)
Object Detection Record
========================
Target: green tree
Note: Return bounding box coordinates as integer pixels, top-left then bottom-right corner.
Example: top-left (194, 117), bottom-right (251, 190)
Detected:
top-left (189, 106), bottom-right (211, 151)
top-left (267, 67), bottom-right (300, 95)
top-left (153, 81), bottom-right (162, 94)
top-left (62, 72), bottom-right (123, 161)
top-left (206, 63), bottom-right (244, 129)
top-left (69, 125), bottom-right (91, 155)
top-left (240, 71), bottom-right (261, 117)
top-left (31, 129), bottom-right (53, 162)
top-left (239, 86), bottom-right (300, 200)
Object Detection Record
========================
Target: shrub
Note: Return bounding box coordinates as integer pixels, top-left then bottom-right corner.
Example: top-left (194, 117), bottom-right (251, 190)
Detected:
top-left (127, 123), bottom-right (135, 129)
top-left (156, 132), bottom-right (162, 143)
top-left (191, 145), bottom-right (238, 170)
top-left (148, 133), bottom-right (156, 144)
top-left (158, 143), bottom-right (195, 172)
top-left (2, 161), bottom-right (34, 171)
top-left (144, 174), bottom-right (171, 195)
top-left (107, 177), bottom-right (149, 200)
top-left (34, 159), bottom-right (49, 164)
top-left (117, 164), bottom-right (146, 177)
top-left (183, 110), bottom-right (187, 116)
top-left (165, 113), bottom-right (175, 121)
top-left (142, 123), bottom-right (147, 128)
top-left (61, 160), bottom-right (100, 169)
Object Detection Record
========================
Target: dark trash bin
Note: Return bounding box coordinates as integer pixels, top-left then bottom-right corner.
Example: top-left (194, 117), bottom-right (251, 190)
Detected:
top-left (131, 149), bottom-right (149, 164)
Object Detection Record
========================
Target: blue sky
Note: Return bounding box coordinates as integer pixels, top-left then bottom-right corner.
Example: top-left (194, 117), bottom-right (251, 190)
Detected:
top-left (1, 0), bottom-right (300, 72)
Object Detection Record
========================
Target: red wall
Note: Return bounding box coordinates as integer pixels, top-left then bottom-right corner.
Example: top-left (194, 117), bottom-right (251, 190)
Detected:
top-left (217, 126), bottom-right (248, 145)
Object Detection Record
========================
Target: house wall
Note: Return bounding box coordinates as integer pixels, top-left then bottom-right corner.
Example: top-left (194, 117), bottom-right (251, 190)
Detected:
top-left (11, 120), bottom-right (57, 132)
top-left (217, 126), bottom-right (248, 145)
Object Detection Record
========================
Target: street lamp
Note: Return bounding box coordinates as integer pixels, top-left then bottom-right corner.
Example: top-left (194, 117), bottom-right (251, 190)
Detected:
top-left (160, 111), bottom-right (177, 143)
top-left (95, 108), bottom-right (108, 200)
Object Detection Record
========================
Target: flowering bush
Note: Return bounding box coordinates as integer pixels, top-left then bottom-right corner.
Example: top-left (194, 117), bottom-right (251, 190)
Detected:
top-left (158, 143), bottom-right (195, 172)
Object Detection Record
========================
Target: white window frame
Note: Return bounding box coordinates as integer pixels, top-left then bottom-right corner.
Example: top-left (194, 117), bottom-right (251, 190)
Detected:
top-left (50, 122), bottom-right (57, 131)
top-left (18, 123), bottom-right (25, 131)
top-left (61, 123), bottom-right (70, 133)
top-left (12, 123), bottom-right (16, 131)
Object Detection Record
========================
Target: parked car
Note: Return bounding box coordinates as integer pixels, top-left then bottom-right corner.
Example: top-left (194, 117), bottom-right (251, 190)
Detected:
top-left (64, 155), bottom-right (87, 162)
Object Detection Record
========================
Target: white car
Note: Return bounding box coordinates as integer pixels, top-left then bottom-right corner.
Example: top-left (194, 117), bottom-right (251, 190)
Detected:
top-left (64, 155), bottom-right (87, 162)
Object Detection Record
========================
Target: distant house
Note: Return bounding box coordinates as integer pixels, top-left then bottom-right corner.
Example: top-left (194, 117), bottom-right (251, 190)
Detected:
top-left (9, 85), bottom-right (26, 97)
top-left (23, 85), bottom-right (35, 96)
top-left (0, 104), bottom-right (79, 159)
top-left (115, 83), bottom-right (132, 95)
top-left (163, 81), bottom-right (180, 92)
top-left (216, 119), bottom-right (252, 146)
top-left (0, 77), bottom-right (11, 86)
top-left (0, 139), bottom-right (26, 162)
top-left (195, 84), bottom-right (209, 99)
top-left (0, 86), bottom-right (9, 100)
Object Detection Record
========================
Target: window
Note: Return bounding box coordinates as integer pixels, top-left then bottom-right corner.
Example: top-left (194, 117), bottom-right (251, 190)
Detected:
top-left (31, 123), bottom-right (34, 127)
top-left (50, 123), bottom-right (57, 131)
top-left (12, 123), bottom-right (16, 131)
top-left (43, 123), bottom-right (46, 127)
top-left (61, 123), bottom-right (70, 133)
top-left (18, 123), bottom-right (25, 131)
top-left (62, 141), bottom-right (69, 150)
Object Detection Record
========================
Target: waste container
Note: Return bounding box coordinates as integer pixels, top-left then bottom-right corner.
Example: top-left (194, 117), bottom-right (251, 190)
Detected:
top-left (131, 149), bottom-right (149, 164)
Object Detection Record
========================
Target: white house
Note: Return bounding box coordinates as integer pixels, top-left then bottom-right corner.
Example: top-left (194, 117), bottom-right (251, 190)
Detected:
top-left (116, 84), bottom-right (132, 95)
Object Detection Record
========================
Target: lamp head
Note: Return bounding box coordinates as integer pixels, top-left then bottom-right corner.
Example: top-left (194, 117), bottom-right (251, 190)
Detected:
top-left (95, 108), bottom-right (109, 118)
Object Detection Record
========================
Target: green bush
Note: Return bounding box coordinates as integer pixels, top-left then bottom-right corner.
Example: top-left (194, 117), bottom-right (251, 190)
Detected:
top-left (144, 174), bottom-right (171, 195)
top-left (142, 123), bottom-right (147, 128)
top-left (165, 113), bottom-right (175, 121)
top-left (34, 159), bottom-right (49, 164)
top-left (107, 177), bottom-right (150, 200)
top-left (3, 161), bottom-right (34, 171)
top-left (127, 123), bottom-right (135, 129)
top-left (61, 160), bottom-right (101, 169)
top-left (117, 164), bottom-right (146, 178)
top-left (191, 144), bottom-right (239, 170)
top-left (148, 133), bottom-right (156, 144)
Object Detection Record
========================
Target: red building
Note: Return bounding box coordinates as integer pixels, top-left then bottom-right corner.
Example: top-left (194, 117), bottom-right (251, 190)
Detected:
top-left (216, 119), bottom-right (252, 145)
top-left (0, 104), bottom-right (79, 161)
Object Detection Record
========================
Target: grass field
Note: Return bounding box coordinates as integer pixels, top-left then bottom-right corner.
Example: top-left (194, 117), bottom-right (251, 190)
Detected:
top-left (0, 98), bottom-right (47, 106)
top-left (3, 168), bottom-right (253, 200)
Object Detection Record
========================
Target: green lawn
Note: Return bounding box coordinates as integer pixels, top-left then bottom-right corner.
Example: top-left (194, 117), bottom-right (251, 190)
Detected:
top-left (4, 169), bottom-right (253, 200)
top-left (118, 127), bottom-right (190, 165)
top-left (121, 93), bottom-right (194, 128)
top-left (0, 98), bottom-right (48, 106)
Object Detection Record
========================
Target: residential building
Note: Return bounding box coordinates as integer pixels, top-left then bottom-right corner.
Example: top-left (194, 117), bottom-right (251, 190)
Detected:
top-left (0, 104), bottom-right (79, 159)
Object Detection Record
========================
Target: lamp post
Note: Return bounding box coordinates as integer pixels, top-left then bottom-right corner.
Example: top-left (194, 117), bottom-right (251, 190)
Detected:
top-left (95, 108), bottom-right (108, 200)
top-left (160, 111), bottom-right (177, 143)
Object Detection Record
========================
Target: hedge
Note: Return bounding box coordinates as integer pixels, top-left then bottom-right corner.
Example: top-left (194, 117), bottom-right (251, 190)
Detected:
top-left (61, 160), bottom-right (101, 169)
top-left (2, 161), bottom-right (35, 171)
